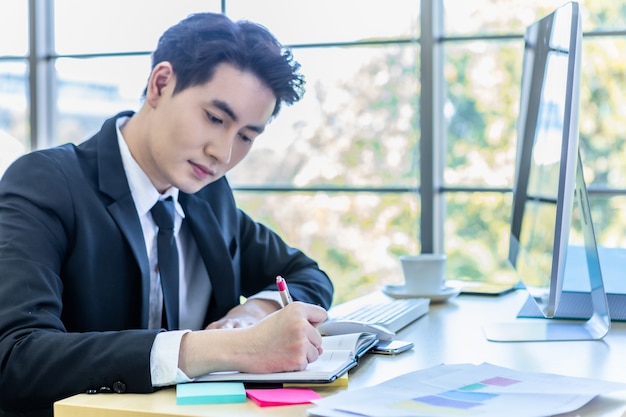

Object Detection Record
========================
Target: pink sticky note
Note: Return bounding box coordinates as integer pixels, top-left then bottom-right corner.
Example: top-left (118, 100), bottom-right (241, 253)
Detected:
top-left (245, 388), bottom-right (322, 407)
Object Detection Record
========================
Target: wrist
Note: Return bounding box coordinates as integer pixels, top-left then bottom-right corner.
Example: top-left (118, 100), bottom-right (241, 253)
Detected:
top-left (243, 298), bottom-right (282, 317)
top-left (178, 329), bottom-right (249, 378)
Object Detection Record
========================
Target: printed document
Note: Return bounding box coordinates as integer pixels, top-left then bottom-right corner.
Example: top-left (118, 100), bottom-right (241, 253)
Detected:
top-left (308, 362), bottom-right (626, 417)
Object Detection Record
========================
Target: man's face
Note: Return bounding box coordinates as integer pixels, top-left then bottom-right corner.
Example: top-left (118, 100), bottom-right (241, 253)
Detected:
top-left (141, 62), bottom-right (276, 194)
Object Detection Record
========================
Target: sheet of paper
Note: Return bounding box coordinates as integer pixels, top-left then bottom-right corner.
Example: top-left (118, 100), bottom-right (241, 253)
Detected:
top-left (246, 388), bottom-right (322, 407)
top-left (309, 363), bottom-right (626, 417)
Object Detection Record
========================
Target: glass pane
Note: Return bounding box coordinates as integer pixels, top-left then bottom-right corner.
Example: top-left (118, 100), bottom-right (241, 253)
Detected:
top-left (569, 194), bottom-right (626, 292)
top-left (579, 37), bottom-right (626, 189)
top-left (445, 192), bottom-right (518, 286)
top-left (227, 44), bottom-right (420, 187)
top-left (586, 195), bottom-right (626, 248)
top-left (225, 0), bottom-right (419, 45)
top-left (0, 0), bottom-right (28, 55)
top-left (445, 1), bottom-right (626, 36)
top-left (444, 1), bottom-right (572, 36)
top-left (0, 61), bottom-right (28, 176)
top-left (581, 1), bottom-right (626, 32)
top-left (54, 0), bottom-right (221, 54)
top-left (54, 56), bottom-right (150, 145)
top-left (444, 40), bottom-right (521, 188)
top-left (233, 191), bottom-right (419, 304)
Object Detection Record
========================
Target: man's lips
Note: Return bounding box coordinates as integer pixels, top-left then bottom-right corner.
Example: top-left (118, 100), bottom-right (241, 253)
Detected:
top-left (190, 161), bottom-right (214, 179)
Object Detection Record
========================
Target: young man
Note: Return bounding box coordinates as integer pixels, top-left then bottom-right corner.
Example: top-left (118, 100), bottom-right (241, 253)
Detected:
top-left (0, 12), bottom-right (333, 417)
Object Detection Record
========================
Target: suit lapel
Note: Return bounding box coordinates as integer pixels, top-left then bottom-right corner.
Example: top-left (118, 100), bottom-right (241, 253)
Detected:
top-left (179, 193), bottom-right (237, 322)
top-left (95, 113), bottom-right (152, 328)
top-left (92, 113), bottom-right (237, 326)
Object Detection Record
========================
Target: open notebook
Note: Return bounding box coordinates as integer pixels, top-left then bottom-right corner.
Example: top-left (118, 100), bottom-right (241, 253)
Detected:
top-left (197, 332), bottom-right (378, 384)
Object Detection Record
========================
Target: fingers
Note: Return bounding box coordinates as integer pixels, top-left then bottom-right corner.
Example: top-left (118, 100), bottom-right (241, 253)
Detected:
top-left (282, 330), bottom-right (322, 371)
top-left (279, 302), bottom-right (326, 354)
top-left (306, 340), bottom-right (322, 365)
top-left (308, 305), bottom-right (329, 326)
top-left (283, 301), bottom-right (328, 325)
top-left (203, 301), bottom-right (328, 374)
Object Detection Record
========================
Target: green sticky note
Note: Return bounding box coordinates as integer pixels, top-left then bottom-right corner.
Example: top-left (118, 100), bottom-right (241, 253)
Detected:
top-left (176, 382), bottom-right (246, 405)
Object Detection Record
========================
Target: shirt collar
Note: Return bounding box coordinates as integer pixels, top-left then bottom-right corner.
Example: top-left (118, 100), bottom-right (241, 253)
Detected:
top-left (115, 116), bottom-right (184, 219)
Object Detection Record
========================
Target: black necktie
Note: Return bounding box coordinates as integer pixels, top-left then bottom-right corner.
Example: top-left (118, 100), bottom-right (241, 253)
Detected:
top-left (150, 197), bottom-right (179, 330)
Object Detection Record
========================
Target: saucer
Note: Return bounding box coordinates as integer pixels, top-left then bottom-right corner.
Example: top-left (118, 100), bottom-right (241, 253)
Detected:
top-left (382, 283), bottom-right (461, 303)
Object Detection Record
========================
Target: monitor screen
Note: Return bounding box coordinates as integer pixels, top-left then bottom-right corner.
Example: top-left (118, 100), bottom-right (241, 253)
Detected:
top-left (508, 1), bottom-right (581, 318)
top-left (485, 1), bottom-right (609, 342)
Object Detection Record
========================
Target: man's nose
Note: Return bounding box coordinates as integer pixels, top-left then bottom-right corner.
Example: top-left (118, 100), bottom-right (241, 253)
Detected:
top-left (207, 133), bottom-right (235, 164)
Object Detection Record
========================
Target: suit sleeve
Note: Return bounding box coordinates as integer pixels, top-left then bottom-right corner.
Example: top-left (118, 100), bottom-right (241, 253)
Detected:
top-left (0, 152), bottom-right (158, 415)
top-left (236, 209), bottom-right (334, 309)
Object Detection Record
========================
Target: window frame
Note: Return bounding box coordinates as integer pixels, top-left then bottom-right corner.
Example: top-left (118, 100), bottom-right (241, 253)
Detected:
top-left (19, 0), bottom-right (626, 276)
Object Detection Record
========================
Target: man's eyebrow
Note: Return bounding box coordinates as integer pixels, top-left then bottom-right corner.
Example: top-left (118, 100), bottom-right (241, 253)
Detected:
top-left (211, 100), bottom-right (265, 134)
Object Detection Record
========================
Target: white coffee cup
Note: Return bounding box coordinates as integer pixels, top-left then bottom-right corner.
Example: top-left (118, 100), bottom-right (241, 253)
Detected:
top-left (399, 254), bottom-right (447, 294)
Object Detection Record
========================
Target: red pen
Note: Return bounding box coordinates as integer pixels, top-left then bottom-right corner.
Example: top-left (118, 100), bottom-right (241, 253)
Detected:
top-left (276, 275), bottom-right (293, 307)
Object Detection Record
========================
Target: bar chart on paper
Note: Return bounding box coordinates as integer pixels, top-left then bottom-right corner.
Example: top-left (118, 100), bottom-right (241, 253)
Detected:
top-left (398, 377), bottom-right (521, 414)
top-left (309, 363), bottom-right (626, 417)
top-left (396, 375), bottom-right (521, 414)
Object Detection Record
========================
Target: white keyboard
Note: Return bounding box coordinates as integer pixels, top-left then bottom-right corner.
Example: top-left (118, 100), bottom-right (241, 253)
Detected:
top-left (335, 298), bottom-right (428, 331)
top-left (319, 292), bottom-right (430, 340)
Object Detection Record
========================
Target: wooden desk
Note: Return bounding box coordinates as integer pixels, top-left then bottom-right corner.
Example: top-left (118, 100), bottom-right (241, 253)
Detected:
top-left (54, 290), bottom-right (626, 416)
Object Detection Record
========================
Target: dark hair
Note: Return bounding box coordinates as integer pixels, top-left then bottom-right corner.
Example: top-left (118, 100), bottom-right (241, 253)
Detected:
top-left (144, 12), bottom-right (305, 117)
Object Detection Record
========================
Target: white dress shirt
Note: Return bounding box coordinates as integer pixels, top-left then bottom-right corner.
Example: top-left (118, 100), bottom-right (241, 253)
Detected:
top-left (115, 117), bottom-right (282, 386)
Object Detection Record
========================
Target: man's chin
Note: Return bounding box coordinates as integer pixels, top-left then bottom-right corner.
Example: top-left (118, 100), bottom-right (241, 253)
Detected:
top-left (178, 177), bottom-right (221, 194)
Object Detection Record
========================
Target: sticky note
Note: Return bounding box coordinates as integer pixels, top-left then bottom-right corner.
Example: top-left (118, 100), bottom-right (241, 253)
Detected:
top-left (176, 382), bottom-right (246, 405)
top-left (245, 388), bottom-right (322, 407)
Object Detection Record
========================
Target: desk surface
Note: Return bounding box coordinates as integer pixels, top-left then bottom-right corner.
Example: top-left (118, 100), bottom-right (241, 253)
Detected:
top-left (54, 290), bottom-right (626, 417)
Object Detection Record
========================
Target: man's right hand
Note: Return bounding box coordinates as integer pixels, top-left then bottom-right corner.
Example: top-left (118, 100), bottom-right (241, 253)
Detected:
top-left (178, 302), bottom-right (328, 378)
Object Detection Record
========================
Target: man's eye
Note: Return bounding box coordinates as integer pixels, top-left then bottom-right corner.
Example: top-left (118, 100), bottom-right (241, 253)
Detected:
top-left (239, 133), bottom-right (253, 143)
top-left (206, 112), bottom-right (222, 124)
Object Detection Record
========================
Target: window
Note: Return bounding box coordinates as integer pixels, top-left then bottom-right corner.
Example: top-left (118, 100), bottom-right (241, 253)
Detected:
top-left (4, 1), bottom-right (626, 304)
top-left (442, 0), bottom-right (626, 287)
top-left (0, 0), bottom-right (28, 174)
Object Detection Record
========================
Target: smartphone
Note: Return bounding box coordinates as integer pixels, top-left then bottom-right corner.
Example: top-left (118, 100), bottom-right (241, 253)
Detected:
top-left (371, 339), bottom-right (414, 355)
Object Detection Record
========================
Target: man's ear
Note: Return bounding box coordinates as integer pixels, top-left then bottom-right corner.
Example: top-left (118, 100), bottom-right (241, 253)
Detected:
top-left (146, 62), bottom-right (175, 107)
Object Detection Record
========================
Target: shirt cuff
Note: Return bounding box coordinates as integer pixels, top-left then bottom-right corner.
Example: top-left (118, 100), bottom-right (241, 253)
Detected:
top-left (248, 290), bottom-right (284, 306)
top-left (150, 330), bottom-right (193, 387)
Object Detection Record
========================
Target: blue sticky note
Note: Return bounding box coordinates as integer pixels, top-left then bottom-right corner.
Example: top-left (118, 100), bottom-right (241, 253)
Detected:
top-left (176, 382), bottom-right (246, 405)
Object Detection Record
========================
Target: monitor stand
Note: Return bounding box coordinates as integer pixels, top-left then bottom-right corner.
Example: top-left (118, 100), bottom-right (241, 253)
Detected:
top-left (483, 153), bottom-right (611, 342)
top-left (482, 294), bottom-right (609, 342)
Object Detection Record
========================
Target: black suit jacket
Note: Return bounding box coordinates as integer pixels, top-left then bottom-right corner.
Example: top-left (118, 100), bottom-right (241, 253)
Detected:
top-left (0, 112), bottom-right (333, 416)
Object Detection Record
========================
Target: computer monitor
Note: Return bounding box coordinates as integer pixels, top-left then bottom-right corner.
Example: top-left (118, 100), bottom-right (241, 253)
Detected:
top-left (483, 1), bottom-right (610, 342)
